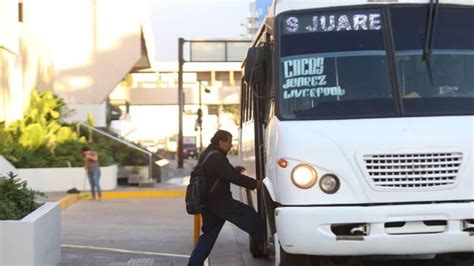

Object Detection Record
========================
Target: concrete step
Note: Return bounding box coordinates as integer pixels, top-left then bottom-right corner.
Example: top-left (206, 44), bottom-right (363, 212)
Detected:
top-left (128, 174), bottom-right (144, 184)
top-left (138, 179), bottom-right (156, 188)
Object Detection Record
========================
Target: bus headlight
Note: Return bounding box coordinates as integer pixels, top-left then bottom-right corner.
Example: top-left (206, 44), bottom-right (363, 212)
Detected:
top-left (320, 174), bottom-right (340, 194)
top-left (291, 164), bottom-right (317, 189)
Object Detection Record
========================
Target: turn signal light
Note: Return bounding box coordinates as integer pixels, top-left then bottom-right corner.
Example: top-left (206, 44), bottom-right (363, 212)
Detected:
top-left (278, 159), bottom-right (288, 168)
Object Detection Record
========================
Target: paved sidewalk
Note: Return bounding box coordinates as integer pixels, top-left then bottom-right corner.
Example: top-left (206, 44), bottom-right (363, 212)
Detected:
top-left (44, 158), bottom-right (193, 206)
top-left (49, 156), bottom-right (271, 265)
top-left (45, 157), bottom-right (197, 202)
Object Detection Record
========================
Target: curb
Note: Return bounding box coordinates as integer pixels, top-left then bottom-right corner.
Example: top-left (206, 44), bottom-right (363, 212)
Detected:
top-left (58, 194), bottom-right (81, 210)
top-left (82, 190), bottom-right (186, 200)
top-left (58, 190), bottom-right (186, 210)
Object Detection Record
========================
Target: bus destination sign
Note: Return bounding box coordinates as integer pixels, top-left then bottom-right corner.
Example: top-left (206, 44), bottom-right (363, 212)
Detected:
top-left (283, 11), bottom-right (382, 34)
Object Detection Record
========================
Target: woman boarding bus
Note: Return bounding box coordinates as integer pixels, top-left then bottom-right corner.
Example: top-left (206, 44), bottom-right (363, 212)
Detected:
top-left (239, 0), bottom-right (474, 265)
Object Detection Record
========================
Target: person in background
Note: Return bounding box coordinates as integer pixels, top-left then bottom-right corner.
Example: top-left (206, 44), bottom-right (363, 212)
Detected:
top-left (188, 130), bottom-right (264, 266)
top-left (82, 146), bottom-right (102, 200)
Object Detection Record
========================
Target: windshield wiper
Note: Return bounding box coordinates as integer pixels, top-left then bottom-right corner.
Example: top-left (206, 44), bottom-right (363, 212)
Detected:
top-left (422, 0), bottom-right (440, 88)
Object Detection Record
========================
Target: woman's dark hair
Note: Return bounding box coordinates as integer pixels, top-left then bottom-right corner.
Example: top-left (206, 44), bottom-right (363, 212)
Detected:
top-left (81, 146), bottom-right (90, 152)
top-left (210, 130), bottom-right (232, 145)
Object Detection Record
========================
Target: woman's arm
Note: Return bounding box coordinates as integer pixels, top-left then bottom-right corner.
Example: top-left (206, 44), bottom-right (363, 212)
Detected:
top-left (211, 155), bottom-right (257, 190)
top-left (85, 152), bottom-right (99, 161)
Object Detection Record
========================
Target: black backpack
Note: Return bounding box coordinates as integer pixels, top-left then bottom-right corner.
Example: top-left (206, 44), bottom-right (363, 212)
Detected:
top-left (185, 151), bottom-right (219, 215)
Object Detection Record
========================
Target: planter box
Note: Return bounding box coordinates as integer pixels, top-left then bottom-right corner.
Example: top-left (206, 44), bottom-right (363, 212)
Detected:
top-left (119, 166), bottom-right (149, 179)
top-left (17, 164), bottom-right (118, 192)
top-left (0, 202), bottom-right (61, 266)
top-left (0, 156), bottom-right (16, 176)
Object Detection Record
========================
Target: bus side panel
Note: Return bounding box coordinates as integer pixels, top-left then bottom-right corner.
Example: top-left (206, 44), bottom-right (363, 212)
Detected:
top-left (264, 116), bottom-right (279, 203)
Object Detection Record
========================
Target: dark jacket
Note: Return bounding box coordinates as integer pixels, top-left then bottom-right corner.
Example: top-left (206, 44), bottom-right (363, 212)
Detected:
top-left (199, 143), bottom-right (257, 211)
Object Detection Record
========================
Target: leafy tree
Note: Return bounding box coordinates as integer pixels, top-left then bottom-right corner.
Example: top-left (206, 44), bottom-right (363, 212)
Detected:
top-left (86, 112), bottom-right (95, 142)
top-left (222, 104), bottom-right (241, 126)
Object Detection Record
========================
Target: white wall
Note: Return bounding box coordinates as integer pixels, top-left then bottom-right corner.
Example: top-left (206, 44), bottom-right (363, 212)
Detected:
top-left (0, 203), bottom-right (61, 266)
top-left (1, 0), bottom-right (54, 125)
top-left (0, 155), bottom-right (18, 177)
top-left (0, 0), bottom-right (19, 54)
top-left (110, 84), bottom-right (240, 105)
top-left (0, 0), bottom-right (22, 125)
top-left (111, 104), bottom-right (239, 150)
top-left (120, 105), bottom-right (219, 143)
top-left (65, 102), bottom-right (107, 127)
top-left (17, 164), bottom-right (117, 192)
top-left (23, 0), bottom-right (146, 105)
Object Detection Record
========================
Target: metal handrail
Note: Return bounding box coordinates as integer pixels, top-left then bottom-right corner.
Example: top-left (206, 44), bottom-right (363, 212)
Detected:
top-left (77, 123), bottom-right (153, 181)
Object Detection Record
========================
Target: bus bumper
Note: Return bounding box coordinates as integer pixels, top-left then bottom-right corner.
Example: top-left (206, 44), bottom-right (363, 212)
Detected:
top-left (275, 202), bottom-right (474, 256)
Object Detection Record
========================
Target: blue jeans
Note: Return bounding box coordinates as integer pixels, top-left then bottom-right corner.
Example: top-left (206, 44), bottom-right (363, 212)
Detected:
top-left (188, 199), bottom-right (264, 266)
top-left (87, 169), bottom-right (102, 199)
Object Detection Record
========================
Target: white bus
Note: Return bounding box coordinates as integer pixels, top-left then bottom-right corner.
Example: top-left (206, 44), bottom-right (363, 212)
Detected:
top-left (239, 0), bottom-right (474, 265)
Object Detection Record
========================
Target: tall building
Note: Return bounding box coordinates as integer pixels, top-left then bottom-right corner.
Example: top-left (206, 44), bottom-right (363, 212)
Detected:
top-left (0, 0), bottom-right (54, 125)
top-left (0, 0), bottom-right (152, 127)
top-left (2, 0), bottom-right (252, 155)
top-left (108, 0), bottom-right (252, 152)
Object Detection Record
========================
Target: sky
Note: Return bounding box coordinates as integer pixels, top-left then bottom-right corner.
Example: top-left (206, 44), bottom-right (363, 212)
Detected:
top-left (256, 0), bottom-right (273, 24)
top-left (148, 0), bottom-right (254, 62)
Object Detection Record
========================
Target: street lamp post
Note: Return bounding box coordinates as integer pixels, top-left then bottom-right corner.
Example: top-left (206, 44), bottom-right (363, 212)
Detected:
top-left (178, 38), bottom-right (184, 168)
top-left (197, 81), bottom-right (210, 153)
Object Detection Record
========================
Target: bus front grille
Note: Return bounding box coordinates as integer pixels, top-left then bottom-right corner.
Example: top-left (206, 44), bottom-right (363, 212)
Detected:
top-left (363, 152), bottom-right (462, 189)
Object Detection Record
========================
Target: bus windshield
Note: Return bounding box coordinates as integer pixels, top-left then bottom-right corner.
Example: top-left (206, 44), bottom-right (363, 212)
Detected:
top-left (278, 6), bottom-right (474, 119)
top-left (392, 6), bottom-right (474, 115)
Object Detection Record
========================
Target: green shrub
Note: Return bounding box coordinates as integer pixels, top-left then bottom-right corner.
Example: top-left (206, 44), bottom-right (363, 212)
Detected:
top-left (48, 140), bottom-right (84, 167)
top-left (0, 89), bottom-right (145, 169)
top-left (78, 127), bottom-right (148, 166)
top-left (0, 172), bottom-right (45, 220)
top-left (0, 89), bottom-right (90, 168)
top-left (2, 145), bottom-right (50, 168)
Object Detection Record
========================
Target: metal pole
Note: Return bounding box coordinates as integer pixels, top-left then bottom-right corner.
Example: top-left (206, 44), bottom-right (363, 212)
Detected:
top-left (193, 214), bottom-right (201, 245)
top-left (149, 154), bottom-right (153, 181)
top-left (199, 81), bottom-right (202, 110)
top-left (199, 82), bottom-right (203, 153)
top-left (178, 38), bottom-right (184, 168)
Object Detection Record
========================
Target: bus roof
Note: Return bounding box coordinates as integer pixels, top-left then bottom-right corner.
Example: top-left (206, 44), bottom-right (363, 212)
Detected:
top-left (272, 0), bottom-right (474, 16)
top-left (247, 0), bottom-right (474, 54)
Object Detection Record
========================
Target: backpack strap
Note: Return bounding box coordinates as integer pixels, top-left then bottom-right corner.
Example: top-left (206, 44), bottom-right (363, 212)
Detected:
top-left (199, 150), bottom-right (220, 166)
top-left (198, 150), bottom-right (220, 192)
